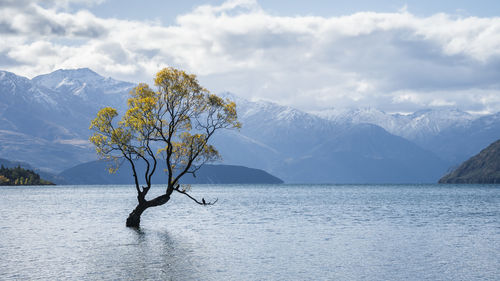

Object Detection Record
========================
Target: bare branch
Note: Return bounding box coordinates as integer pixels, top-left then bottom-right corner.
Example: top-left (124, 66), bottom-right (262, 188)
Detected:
top-left (174, 185), bottom-right (218, 205)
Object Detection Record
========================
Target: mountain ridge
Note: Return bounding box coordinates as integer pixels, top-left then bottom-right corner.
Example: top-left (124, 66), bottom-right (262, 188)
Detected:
top-left (1, 68), bottom-right (500, 183)
top-left (312, 107), bottom-right (477, 141)
top-left (58, 160), bottom-right (284, 185)
top-left (0, 68), bottom-right (134, 172)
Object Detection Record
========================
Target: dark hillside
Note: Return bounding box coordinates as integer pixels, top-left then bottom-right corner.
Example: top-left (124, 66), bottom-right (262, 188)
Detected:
top-left (439, 139), bottom-right (500, 184)
top-left (58, 160), bottom-right (284, 185)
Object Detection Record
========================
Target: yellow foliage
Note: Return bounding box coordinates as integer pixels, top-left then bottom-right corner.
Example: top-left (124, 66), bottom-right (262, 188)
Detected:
top-left (0, 175), bottom-right (9, 184)
top-left (89, 67), bottom-right (240, 183)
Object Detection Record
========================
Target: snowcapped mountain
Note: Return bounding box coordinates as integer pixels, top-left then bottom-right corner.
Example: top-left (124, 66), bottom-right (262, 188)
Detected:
top-left (0, 70), bottom-right (83, 140)
top-left (232, 96), bottom-right (333, 155)
top-left (313, 107), bottom-right (476, 141)
top-left (214, 93), bottom-right (449, 183)
top-left (402, 109), bottom-right (475, 140)
top-left (0, 70), bottom-right (61, 110)
top-left (0, 69), bottom-right (134, 172)
top-left (312, 106), bottom-right (500, 164)
top-left (313, 107), bottom-right (404, 130)
top-left (32, 68), bottom-right (134, 112)
top-left (1, 68), bottom-right (498, 183)
top-left (33, 68), bottom-right (104, 89)
top-left (421, 112), bottom-right (500, 163)
top-left (222, 92), bottom-right (327, 128)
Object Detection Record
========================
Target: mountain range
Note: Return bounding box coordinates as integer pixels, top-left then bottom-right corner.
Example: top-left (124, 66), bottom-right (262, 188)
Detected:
top-left (314, 107), bottom-right (500, 164)
top-left (0, 68), bottom-right (133, 171)
top-left (1, 68), bottom-right (499, 183)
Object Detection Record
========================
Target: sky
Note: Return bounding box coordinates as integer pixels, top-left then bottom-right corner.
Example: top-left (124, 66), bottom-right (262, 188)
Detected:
top-left (1, 0), bottom-right (500, 114)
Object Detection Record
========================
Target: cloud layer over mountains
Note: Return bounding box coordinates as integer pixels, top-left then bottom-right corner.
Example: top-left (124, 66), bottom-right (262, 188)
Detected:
top-left (1, 0), bottom-right (500, 114)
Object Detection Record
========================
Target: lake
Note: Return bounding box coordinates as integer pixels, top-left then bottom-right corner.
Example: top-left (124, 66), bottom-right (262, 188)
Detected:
top-left (0, 184), bottom-right (499, 280)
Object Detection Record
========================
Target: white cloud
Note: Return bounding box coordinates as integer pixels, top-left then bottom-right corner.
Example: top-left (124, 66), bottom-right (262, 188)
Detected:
top-left (1, 0), bottom-right (500, 113)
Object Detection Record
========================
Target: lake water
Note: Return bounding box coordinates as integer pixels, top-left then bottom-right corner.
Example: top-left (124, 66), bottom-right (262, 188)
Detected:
top-left (0, 184), bottom-right (499, 280)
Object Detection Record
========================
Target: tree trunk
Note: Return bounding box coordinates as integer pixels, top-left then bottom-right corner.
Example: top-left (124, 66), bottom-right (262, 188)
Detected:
top-left (126, 203), bottom-right (148, 228)
top-left (125, 192), bottom-right (172, 228)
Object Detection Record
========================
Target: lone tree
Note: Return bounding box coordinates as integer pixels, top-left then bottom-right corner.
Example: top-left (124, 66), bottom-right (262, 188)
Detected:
top-left (89, 67), bottom-right (240, 227)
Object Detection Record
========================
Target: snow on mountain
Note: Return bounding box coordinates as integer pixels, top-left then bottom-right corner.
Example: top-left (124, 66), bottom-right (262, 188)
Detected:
top-left (314, 107), bottom-right (405, 132)
top-left (221, 92), bottom-right (331, 132)
top-left (311, 106), bottom-right (500, 166)
top-left (0, 70), bottom-right (32, 89)
top-left (0, 69), bottom-right (136, 172)
top-left (215, 93), bottom-right (450, 183)
top-left (423, 111), bottom-right (500, 163)
top-left (0, 70), bottom-right (80, 140)
top-left (32, 68), bottom-right (134, 111)
top-left (0, 70), bottom-right (59, 109)
top-left (33, 68), bottom-right (133, 94)
top-left (32, 68), bottom-right (103, 89)
top-left (1, 68), bottom-right (497, 182)
top-left (313, 107), bottom-right (476, 141)
top-left (402, 109), bottom-right (475, 140)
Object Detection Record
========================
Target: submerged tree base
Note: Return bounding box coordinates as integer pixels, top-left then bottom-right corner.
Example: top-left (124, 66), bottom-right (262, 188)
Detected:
top-left (126, 214), bottom-right (140, 228)
top-left (126, 204), bottom-right (146, 228)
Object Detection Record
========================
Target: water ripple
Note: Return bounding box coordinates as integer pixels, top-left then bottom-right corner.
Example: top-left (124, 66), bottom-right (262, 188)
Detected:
top-left (0, 184), bottom-right (499, 280)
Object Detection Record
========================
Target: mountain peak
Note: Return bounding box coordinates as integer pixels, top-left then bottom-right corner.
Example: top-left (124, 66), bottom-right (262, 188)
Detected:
top-left (32, 68), bottom-right (105, 89)
top-left (0, 70), bottom-right (29, 82)
top-left (0, 70), bottom-right (17, 77)
top-left (52, 67), bottom-right (100, 76)
top-left (43, 67), bottom-right (102, 79)
top-left (0, 70), bottom-right (35, 94)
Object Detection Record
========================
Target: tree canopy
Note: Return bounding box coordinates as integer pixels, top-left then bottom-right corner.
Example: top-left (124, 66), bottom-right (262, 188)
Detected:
top-left (0, 165), bottom-right (54, 186)
top-left (89, 67), bottom-right (240, 227)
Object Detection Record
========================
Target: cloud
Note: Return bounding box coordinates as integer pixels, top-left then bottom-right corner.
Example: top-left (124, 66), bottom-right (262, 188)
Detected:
top-left (0, 1), bottom-right (107, 38)
top-left (1, 0), bottom-right (500, 114)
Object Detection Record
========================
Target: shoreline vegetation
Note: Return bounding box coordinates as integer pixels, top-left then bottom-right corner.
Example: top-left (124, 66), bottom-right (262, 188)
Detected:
top-left (0, 165), bottom-right (54, 186)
